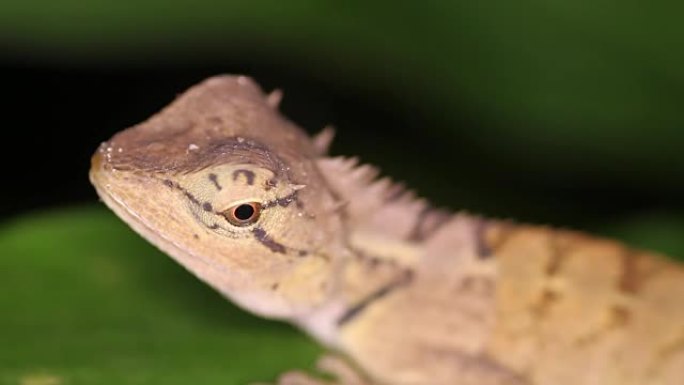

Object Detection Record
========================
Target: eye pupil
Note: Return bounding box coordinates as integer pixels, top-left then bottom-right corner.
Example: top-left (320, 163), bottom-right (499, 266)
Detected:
top-left (234, 204), bottom-right (255, 221)
top-left (223, 202), bottom-right (261, 227)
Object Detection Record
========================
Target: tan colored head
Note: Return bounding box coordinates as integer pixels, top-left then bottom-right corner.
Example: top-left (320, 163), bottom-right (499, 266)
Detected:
top-left (90, 76), bottom-right (347, 319)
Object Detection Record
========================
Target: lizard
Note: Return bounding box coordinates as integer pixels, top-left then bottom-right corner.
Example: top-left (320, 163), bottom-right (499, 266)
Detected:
top-left (89, 75), bottom-right (684, 385)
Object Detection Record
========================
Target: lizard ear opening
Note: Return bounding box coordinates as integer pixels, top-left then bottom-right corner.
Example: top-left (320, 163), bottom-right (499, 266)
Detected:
top-left (223, 202), bottom-right (262, 226)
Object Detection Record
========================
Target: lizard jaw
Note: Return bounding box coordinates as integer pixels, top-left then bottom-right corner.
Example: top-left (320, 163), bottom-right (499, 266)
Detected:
top-left (90, 150), bottom-right (340, 320)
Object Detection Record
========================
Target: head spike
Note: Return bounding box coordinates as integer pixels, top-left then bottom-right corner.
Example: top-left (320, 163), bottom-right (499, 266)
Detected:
top-left (266, 89), bottom-right (283, 109)
top-left (312, 125), bottom-right (336, 155)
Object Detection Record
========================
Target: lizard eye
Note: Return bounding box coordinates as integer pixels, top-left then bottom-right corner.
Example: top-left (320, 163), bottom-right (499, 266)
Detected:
top-left (223, 202), bottom-right (261, 226)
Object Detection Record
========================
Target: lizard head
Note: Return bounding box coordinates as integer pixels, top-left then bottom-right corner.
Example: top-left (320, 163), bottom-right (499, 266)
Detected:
top-left (90, 76), bottom-right (348, 320)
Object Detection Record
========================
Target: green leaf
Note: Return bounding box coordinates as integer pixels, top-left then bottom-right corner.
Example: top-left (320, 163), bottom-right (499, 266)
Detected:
top-left (0, 206), bottom-right (321, 385)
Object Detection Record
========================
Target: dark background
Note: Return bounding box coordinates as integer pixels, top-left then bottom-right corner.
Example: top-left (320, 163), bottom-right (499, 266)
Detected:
top-left (2, 1), bottom-right (684, 254)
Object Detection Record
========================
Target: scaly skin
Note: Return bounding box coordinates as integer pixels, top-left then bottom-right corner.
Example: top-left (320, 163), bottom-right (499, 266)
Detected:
top-left (90, 75), bottom-right (684, 385)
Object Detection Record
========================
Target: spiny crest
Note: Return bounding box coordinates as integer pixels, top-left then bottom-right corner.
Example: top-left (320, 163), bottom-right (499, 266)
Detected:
top-left (317, 156), bottom-right (451, 241)
top-left (332, 156), bottom-right (414, 200)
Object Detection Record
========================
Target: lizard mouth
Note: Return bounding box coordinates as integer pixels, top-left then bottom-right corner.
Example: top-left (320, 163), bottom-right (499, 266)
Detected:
top-left (90, 151), bottom-right (164, 248)
top-left (90, 156), bottom-right (321, 320)
top-left (89, 147), bottom-right (202, 271)
top-left (90, 146), bottom-right (265, 309)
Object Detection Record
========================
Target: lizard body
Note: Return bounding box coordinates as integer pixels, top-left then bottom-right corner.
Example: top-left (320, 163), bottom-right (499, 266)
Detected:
top-left (90, 75), bottom-right (684, 385)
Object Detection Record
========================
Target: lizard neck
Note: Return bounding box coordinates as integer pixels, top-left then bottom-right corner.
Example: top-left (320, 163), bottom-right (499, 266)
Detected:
top-left (294, 231), bottom-right (419, 347)
top-left (339, 210), bottom-right (493, 310)
top-left (297, 209), bottom-right (493, 348)
top-left (296, 157), bottom-right (494, 347)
